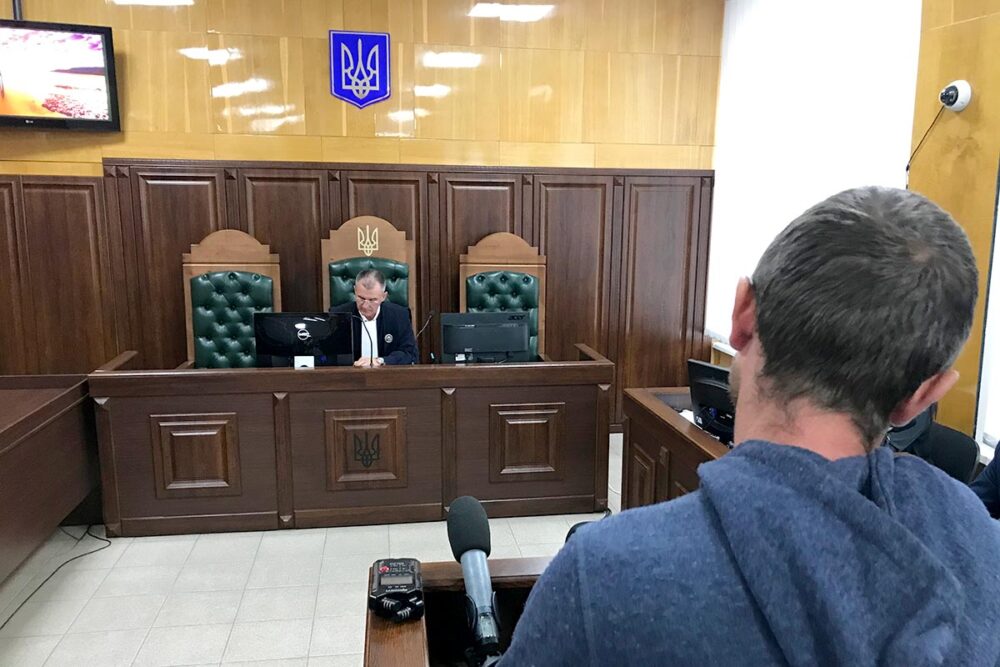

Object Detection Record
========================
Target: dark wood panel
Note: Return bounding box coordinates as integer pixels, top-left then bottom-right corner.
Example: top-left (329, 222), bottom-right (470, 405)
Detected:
top-left (621, 388), bottom-right (728, 511)
top-left (625, 435), bottom-right (655, 509)
top-left (20, 178), bottom-right (114, 373)
top-left (291, 390), bottom-right (440, 514)
top-left (488, 402), bottom-right (563, 483)
top-left (455, 386), bottom-right (594, 503)
top-left (535, 176), bottom-right (615, 362)
top-left (324, 407), bottom-right (408, 491)
top-left (104, 393), bottom-right (278, 523)
top-left (440, 173), bottom-right (523, 316)
top-left (619, 177), bottom-right (703, 399)
top-left (130, 169), bottom-right (230, 368)
top-left (150, 412), bottom-right (242, 498)
top-left (0, 381), bottom-right (97, 582)
top-left (0, 177), bottom-right (30, 373)
top-left (239, 169), bottom-right (329, 312)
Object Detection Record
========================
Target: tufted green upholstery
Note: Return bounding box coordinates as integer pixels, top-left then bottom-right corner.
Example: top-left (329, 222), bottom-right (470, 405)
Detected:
top-left (328, 257), bottom-right (410, 308)
top-left (466, 271), bottom-right (539, 357)
top-left (191, 271), bottom-right (274, 368)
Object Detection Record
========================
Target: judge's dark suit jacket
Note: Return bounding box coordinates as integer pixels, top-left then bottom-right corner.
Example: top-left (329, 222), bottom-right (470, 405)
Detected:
top-left (330, 300), bottom-right (419, 365)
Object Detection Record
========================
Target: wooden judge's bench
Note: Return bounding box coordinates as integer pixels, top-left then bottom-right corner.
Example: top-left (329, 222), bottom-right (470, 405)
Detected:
top-left (88, 345), bottom-right (613, 536)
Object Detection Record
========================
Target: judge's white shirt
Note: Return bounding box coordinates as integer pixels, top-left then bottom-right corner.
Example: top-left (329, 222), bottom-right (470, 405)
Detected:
top-left (359, 306), bottom-right (380, 361)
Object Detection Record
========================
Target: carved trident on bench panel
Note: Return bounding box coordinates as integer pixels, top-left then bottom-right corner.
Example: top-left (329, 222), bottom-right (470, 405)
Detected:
top-left (354, 432), bottom-right (381, 468)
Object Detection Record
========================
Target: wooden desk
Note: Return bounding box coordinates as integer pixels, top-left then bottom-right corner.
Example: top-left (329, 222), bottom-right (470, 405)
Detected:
top-left (621, 387), bottom-right (729, 509)
top-left (89, 345), bottom-right (613, 537)
top-left (365, 556), bottom-right (551, 666)
top-left (0, 352), bottom-right (138, 581)
top-left (0, 375), bottom-right (95, 582)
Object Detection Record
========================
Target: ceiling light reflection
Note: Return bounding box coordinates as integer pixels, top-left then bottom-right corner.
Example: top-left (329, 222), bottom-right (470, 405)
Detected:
top-left (113, 0), bottom-right (194, 5)
top-left (422, 51), bottom-right (483, 69)
top-left (249, 115), bottom-right (304, 132)
top-left (388, 108), bottom-right (430, 123)
top-left (178, 47), bottom-right (243, 66)
top-left (212, 78), bottom-right (271, 98)
top-left (468, 3), bottom-right (554, 22)
top-left (413, 84), bottom-right (451, 98)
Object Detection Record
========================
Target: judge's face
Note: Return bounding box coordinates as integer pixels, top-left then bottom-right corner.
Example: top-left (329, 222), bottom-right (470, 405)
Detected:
top-left (355, 280), bottom-right (387, 320)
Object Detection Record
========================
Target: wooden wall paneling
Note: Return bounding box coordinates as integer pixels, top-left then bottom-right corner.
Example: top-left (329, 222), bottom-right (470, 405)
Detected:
top-left (440, 173), bottom-right (524, 318)
top-left (340, 171), bottom-right (432, 356)
top-left (534, 175), bottom-right (615, 362)
top-left (327, 170), bottom-right (343, 228)
top-left (224, 169), bottom-right (242, 231)
top-left (102, 167), bottom-right (133, 359)
top-left (19, 178), bottom-right (114, 373)
top-left (273, 392), bottom-right (294, 528)
top-left (521, 174), bottom-right (535, 244)
top-left (0, 177), bottom-right (31, 374)
top-left (110, 166), bottom-right (146, 363)
top-left (426, 174), bottom-right (442, 362)
top-left (237, 169), bottom-right (330, 312)
top-left (618, 176), bottom-right (702, 413)
top-left (94, 397), bottom-right (122, 536)
top-left (609, 177), bottom-right (626, 422)
top-left (129, 168), bottom-right (231, 368)
top-left (691, 176), bottom-right (714, 363)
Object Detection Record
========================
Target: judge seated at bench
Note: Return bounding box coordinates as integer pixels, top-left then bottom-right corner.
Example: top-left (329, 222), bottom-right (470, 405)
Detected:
top-left (331, 268), bottom-right (418, 367)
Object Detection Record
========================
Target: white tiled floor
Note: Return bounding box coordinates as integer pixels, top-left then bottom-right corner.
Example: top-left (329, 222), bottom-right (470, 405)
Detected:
top-left (0, 434), bottom-right (624, 666)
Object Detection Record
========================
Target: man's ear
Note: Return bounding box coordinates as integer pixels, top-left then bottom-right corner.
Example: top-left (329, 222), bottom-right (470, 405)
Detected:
top-left (889, 370), bottom-right (959, 426)
top-left (729, 278), bottom-right (756, 351)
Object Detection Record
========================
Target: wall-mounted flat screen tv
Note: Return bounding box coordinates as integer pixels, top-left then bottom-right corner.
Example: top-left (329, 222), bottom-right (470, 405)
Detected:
top-left (0, 20), bottom-right (120, 131)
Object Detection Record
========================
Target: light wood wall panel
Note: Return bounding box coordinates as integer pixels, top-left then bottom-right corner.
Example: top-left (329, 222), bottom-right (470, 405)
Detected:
top-left (0, 0), bottom-right (722, 176)
top-left (911, 0), bottom-right (1000, 432)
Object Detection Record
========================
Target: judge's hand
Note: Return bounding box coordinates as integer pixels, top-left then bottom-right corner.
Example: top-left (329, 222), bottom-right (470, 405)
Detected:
top-left (354, 358), bottom-right (373, 368)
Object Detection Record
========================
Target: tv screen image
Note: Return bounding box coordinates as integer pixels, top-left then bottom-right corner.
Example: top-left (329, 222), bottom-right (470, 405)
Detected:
top-left (0, 20), bottom-right (119, 130)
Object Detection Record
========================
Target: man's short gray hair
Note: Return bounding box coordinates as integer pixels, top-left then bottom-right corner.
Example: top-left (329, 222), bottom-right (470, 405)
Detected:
top-left (751, 186), bottom-right (978, 447)
top-left (356, 268), bottom-right (386, 291)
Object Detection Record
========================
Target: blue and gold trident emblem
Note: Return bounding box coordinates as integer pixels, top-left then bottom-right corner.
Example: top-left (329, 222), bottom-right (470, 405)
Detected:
top-left (353, 432), bottom-right (380, 468)
top-left (330, 31), bottom-right (391, 109)
top-left (357, 225), bottom-right (379, 257)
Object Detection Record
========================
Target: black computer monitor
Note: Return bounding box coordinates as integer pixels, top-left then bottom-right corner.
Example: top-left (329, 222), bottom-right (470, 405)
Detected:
top-left (253, 313), bottom-right (354, 367)
top-left (440, 312), bottom-right (532, 363)
top-left (688, 359), bottom-right (735, 445)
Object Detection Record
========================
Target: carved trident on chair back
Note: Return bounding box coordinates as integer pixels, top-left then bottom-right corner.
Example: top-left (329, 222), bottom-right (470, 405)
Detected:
top-left (357, 225), bottom-right (379, 257)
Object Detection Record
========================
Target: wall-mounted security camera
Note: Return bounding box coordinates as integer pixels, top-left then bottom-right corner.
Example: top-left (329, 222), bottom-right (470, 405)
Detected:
top-left (939, 80), bottom-right (972, 112)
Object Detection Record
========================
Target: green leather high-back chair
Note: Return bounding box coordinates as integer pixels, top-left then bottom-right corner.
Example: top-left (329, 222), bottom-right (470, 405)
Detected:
top-left (190, 271), bottom-right (273, 368)
top-left (182, 230), bottom-right (282, 369)
top-left (321, 216), bottom-right (417, 328)
top-left (328, 257), bottom-right (410, 309)
top-left (465, 271), bottom-right (540, 357)
top-left (460, 232), bottom-right (547, 358)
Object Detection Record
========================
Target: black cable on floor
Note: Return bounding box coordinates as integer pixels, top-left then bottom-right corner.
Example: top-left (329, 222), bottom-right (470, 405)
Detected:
top-left (0, 526), bottom-right (112, 633)
top-left (58, 526), bottom-right (87, 543)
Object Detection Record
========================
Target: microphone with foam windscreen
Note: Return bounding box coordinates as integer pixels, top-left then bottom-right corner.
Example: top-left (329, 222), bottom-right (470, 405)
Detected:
top-left (447, 496), bottom-right (502, 664)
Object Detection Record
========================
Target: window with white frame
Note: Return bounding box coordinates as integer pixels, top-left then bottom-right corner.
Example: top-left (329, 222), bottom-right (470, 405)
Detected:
top-left (974, 178), bottom-right (1000, 460)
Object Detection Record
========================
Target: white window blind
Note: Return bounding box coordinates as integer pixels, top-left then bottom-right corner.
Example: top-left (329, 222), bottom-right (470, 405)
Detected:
top-left (975, 193), bottom-right (1000, 456)
top-left (705, 0), bottom-right (921, 341)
